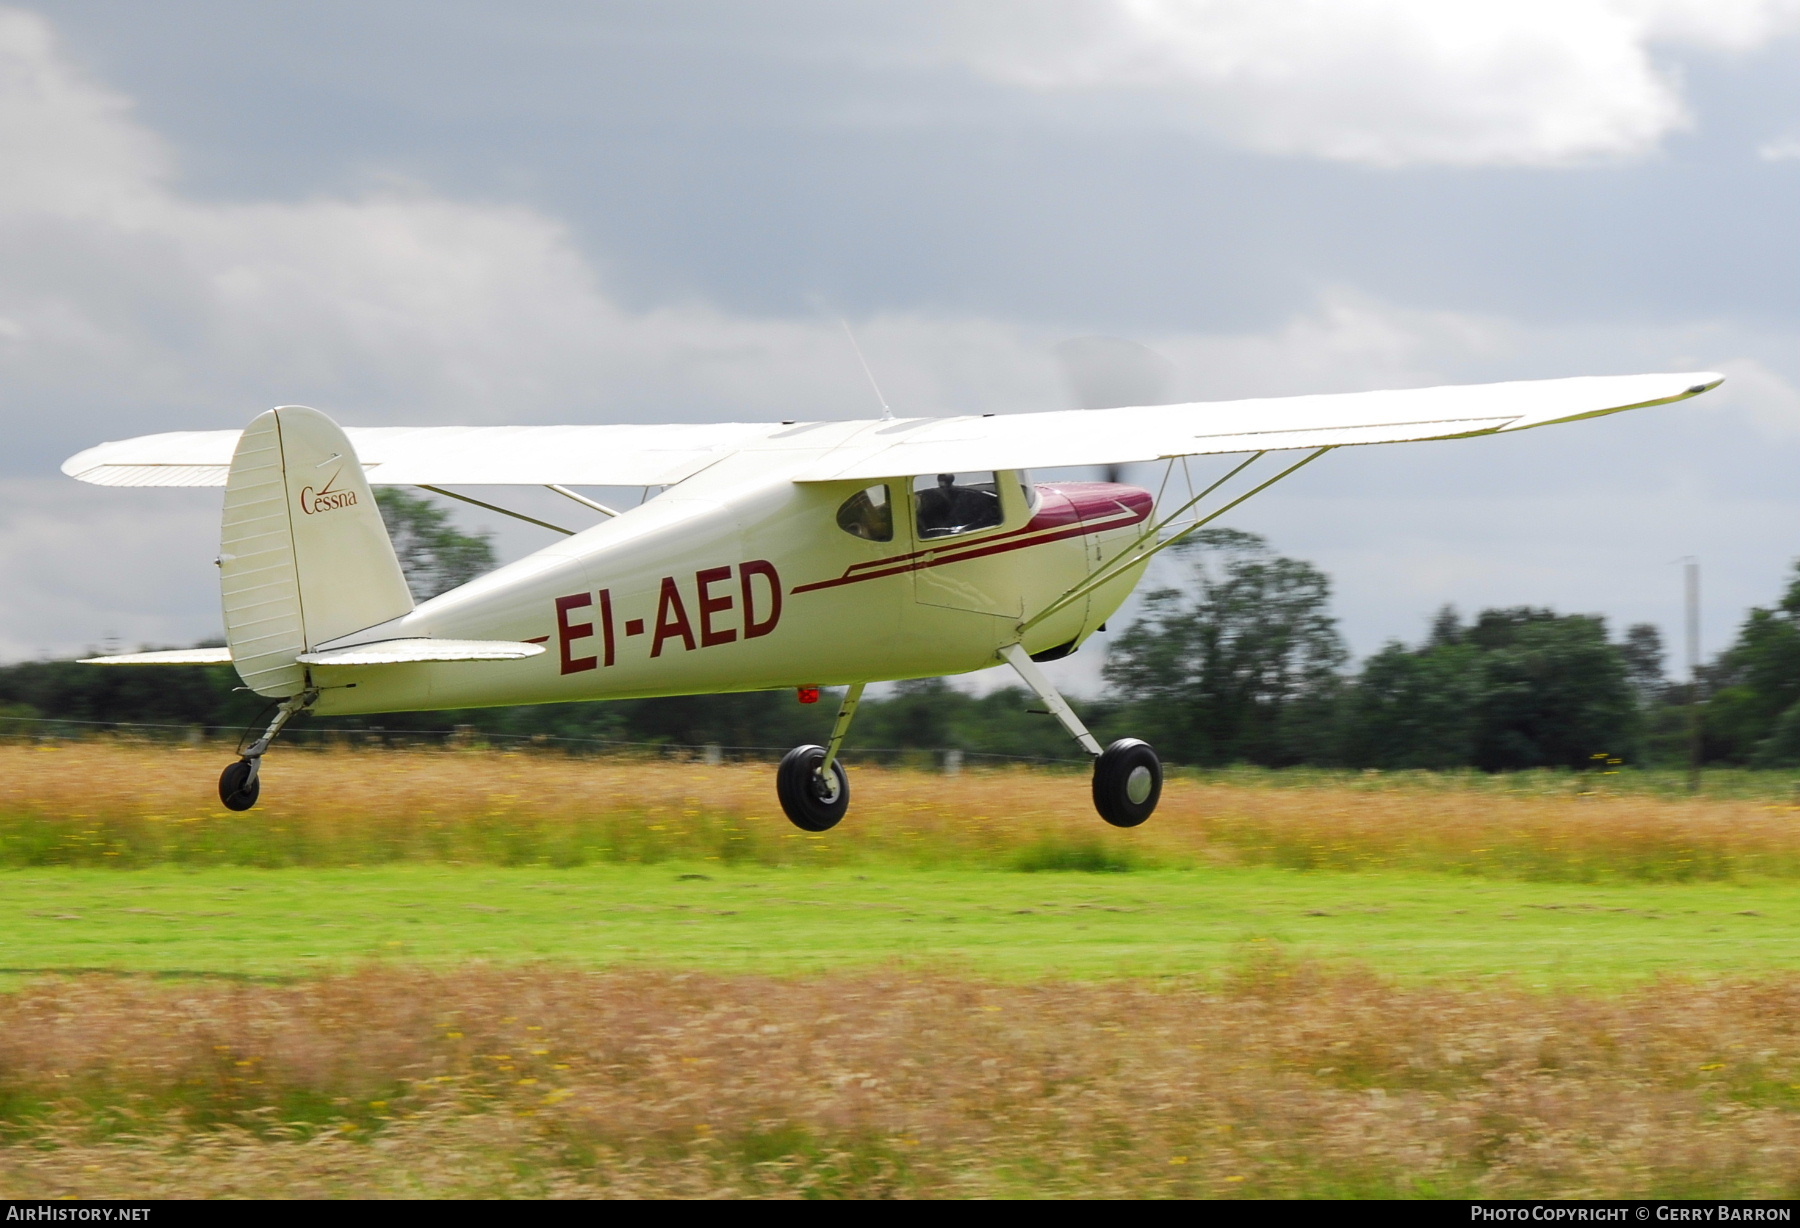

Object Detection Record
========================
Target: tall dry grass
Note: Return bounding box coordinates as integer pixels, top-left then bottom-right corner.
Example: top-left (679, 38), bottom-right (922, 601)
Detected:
top-left (1, 963), bottom-right (1799, 1198)
top-left (6, 741), bottom-right (1800, 880)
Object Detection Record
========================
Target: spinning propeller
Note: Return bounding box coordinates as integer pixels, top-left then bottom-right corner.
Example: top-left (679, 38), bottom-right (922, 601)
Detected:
top-left (1052, 336), bottom-right (1179, 483)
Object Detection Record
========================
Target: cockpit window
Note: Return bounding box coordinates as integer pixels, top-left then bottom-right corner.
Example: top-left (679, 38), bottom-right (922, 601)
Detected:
top-left (836, 484), bottom-right (894, 542)
top-left (914, 472), bottom-right (1004, 539)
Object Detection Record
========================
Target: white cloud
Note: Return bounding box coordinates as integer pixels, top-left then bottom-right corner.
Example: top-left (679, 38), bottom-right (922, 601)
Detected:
top-left (1147, 289), bottom-right (1518, 400)
top-left (0, 8), bottom-right (168, 221)
top-left (0, 480), bottom-right (220, 660)
top-left (951, 0), bottom-right (1800, 166)
top-left (0, 8), bottom-right (1077, 654)
top-left (0, 8), bottom-right (1060, 440)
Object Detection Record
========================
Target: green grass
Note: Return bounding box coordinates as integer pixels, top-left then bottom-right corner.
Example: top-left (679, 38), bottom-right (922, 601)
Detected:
top-left (3, 862), bottom-right (1798, 988)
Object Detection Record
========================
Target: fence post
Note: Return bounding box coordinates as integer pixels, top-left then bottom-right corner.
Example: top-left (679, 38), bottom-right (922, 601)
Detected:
top-left (703, 743), bottom-right (723, 767)
top-left (943, 749), bottom-right (964, 776)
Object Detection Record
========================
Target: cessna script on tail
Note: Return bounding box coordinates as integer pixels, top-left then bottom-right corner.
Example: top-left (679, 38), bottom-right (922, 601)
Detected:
top-left (64, 371), bottom-right (1722, 830)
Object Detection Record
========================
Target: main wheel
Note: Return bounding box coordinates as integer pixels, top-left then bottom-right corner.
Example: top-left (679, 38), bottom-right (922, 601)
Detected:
top-left (776, 744), bottom-right (850, 832)
top-left (219, 760), bottom-right (260, 811)
top-left (1092, 738), bottom-right (1161, 828)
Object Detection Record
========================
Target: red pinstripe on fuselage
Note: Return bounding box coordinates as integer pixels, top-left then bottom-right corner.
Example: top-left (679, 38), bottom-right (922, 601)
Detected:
top-left (790, 482), bottom-right (1153, 595)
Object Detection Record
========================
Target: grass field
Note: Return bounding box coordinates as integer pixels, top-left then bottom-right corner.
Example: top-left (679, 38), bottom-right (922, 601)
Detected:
top-left (4, 742), bottom-right (1800, 1198)
top-left (1, 863), bottom-right (1797, 985)
top-left (5, 965), bottom-right (1800, 1198)
top-left (9, 741), bottom-right (1800, 881)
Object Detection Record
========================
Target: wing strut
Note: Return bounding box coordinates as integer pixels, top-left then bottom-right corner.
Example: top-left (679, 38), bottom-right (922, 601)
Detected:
top-left (546, 485), bottom-right (621, 517)
top-left (1019, 446), bottom-right (1334, 635)
top-left (418, 485), bottom-right (577, 536)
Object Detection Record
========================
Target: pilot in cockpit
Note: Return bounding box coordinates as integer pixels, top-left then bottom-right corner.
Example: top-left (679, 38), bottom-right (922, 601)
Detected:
top-left (915, 473), bottom-right (1002, 538)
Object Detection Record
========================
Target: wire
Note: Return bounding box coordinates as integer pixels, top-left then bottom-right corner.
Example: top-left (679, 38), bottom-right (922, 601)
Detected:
top-left (840, 319), bottom-right (894, 420)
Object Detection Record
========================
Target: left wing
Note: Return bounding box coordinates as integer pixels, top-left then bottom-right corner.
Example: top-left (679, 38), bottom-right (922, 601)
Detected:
top-left (789, 371), bottom-right (1723, 481)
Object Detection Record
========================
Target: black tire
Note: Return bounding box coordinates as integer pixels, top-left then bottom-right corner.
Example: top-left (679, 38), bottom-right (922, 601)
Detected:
top-left (1092, 738), bottom-right (1161, 828)
top-left (776, 744), bottom-right (850, 832)
top-left (219, 760), bottom-right (260, 812)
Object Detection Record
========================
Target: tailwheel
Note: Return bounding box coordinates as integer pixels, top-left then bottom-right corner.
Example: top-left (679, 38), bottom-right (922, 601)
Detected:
top-left (1092, 738), bottom-right (1161, 828)
top-left (218, 760), bottom-right (260, 811)
top-left (219, 689), bottom-right (314, 813)
top-left (776, 744), bottom-right (850, 832)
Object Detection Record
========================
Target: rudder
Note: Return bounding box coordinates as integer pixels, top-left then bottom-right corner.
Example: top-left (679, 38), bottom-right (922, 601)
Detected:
top-left (220, 406), bottom-right (413, 697)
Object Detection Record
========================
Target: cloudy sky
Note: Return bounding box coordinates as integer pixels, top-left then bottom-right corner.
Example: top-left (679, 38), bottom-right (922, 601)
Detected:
top-left (5, 1), bottom-right (1800, 692)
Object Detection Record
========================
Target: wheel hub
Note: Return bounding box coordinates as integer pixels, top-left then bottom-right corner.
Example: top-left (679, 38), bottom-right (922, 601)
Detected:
top-left (1125, 764), bottom-right (1154, 805)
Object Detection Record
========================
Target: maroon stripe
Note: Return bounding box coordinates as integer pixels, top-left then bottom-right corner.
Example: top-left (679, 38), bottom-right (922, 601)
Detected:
top-left (808, 494), bottom-right (1147, 585)
top-left (791, 492), bottom-right (1151, 595)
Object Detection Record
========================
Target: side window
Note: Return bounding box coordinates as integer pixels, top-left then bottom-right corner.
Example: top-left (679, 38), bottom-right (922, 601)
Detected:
top-left (1017, 470), bottom-right (1039, 514)
top-left (914, 472), bottom-right (1003, 539)
top-left (836, 484), bottom-right (893, 542)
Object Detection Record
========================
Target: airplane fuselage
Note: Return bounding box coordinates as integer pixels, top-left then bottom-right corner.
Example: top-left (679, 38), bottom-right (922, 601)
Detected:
top-left (304, 451), bottom-right (1152, 716)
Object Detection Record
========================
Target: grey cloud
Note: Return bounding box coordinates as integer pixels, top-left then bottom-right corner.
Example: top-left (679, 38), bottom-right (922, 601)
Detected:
top-left (4, 2), bottom-right (1800, 677)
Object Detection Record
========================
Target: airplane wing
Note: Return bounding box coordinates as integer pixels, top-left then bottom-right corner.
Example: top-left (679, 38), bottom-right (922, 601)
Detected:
top-left (61, 372), bottom-right (1720, 489)
top-left (61, 422), bottom-right (780, 488)
top-left (788, 371), bottom-right (1723, 481)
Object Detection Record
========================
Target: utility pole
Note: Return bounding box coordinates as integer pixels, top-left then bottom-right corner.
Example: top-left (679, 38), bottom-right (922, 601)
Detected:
top-left (1685, 558), bottom-right (1702, 793)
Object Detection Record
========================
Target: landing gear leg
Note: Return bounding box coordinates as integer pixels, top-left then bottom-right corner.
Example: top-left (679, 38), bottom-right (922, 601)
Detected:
top-left (776, 682), bottom-right (864, 832)
top-left (219, 689), bottom-right (316, 811)
top-left (999, 643), bottom-right (1162, 828)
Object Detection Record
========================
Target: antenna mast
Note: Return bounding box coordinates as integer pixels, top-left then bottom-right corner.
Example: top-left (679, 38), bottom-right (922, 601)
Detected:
top-left (840, 319), bottom-right (893, 420)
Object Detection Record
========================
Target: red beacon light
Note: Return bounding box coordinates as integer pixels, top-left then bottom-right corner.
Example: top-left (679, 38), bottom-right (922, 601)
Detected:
top-left (796, 686), bottom-right (821, 704)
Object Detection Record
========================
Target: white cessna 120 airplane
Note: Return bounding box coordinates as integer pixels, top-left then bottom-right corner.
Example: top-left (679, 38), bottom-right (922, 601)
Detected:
top-left (63, 370), bottom-right (1720, 830)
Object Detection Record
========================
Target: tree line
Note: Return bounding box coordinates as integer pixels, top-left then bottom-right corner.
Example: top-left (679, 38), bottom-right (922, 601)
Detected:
top-left (6, 490), bottom-right (1800, 769)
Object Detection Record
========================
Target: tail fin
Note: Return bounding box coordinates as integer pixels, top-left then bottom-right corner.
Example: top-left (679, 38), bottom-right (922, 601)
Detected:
top-left (220, 405), bottom-right (413, 697)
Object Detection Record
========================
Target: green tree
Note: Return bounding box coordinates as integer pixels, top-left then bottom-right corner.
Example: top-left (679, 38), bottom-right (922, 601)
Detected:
top-left (1620, 622), bottom-right (1668, 706)
top-left (0, 656), bottom-right (266, 732)
top-left (1103, 528), bottom-right (1347, 766)
top-left (1339, 606), bottom-right (1640, 771)
top-left (1339, 636), bottom-right (1484, 769)
top-left (373, 488), bottom-right (498, 601)
top-left (1471, 612), bottom-right (1638, 769)
top-left (1707, 562), bottom-right (1800, 764)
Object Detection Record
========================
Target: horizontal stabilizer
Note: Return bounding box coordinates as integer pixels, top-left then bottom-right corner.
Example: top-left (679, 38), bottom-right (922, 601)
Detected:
top-left (79, 648), bottom-right (234, 666)
top-left (295, 639), bottom-right (546, 666)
